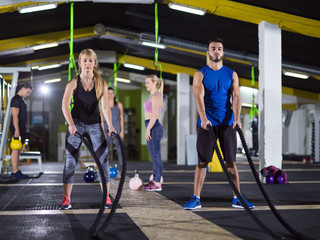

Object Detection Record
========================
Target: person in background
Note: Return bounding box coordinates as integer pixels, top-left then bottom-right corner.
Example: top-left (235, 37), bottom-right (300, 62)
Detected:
top-left (10, 82), bottom-right (33, 179)
top-left (184, 38), bottom-right (255, 210)
top-left (143, 74), bottom-right (164, 192)
top-left (101, 87), bottom-right (124, 169)
top-left (60, 48), bottom-right (115, 209)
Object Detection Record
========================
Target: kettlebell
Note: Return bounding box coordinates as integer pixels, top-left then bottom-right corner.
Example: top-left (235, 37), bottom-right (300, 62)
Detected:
top-left (84, 165), bottom-right (95, 183)
top-left (129, 170), bottom-right (143, 191)
top-left (10, 137), bottom-right (22, 150)
top-left (276, 175), bottom-right (285, 184)
top-left (266, 175), bottom-right (274, 184)
top-left (110, 164), bottom-right (118, 178)
top-left (84, 171), bottom-right (95, 182)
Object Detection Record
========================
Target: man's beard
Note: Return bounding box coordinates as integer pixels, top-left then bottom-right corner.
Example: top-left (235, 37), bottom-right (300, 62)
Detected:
top-left (208, 54), bottom-right (223, 63)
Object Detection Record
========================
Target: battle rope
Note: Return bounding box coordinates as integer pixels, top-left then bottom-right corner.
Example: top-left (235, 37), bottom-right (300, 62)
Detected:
top-left (97, 132), bottom-right (127, 236)
top-left (75, 132), bottom-right (126, 238)
top-left (235, 125), bottom-right (313, 240)
top-left (74, 132), bottom-right (107, 237)
top-left (207, 124), bottom-right (283, 240)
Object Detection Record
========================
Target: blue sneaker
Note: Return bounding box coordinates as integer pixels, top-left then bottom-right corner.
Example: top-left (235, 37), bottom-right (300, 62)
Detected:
top-left (184, 195), bottom-right (201, 210)
top-left (232, 195), bottom-right (255, 209)
top-left (11, 170), bottom-right (28, 179)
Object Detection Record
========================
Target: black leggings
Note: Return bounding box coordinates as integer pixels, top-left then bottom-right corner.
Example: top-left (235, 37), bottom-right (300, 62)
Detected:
top-left (63, 121), bottom-right (110, 184)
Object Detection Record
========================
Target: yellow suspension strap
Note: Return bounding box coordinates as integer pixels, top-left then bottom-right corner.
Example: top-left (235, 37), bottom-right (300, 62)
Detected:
top-left (154, 3), bottom-right (163, 80)
top-left (68, 2), bottom-right (78, 111)
top-left (249, 65), bottom-right (259, 119)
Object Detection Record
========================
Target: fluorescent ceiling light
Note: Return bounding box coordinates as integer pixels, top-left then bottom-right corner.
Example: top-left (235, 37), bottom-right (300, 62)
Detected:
top-left (240, 86), bottom-right (258, 95)
top-left (123, 63), bottom-right (145, 71)
top-left (116, 77), bottom-right (131, 83)
top-left (141, 41), bottom-right (167, 49)
top-left (242, 103), bottom-right (256, 108)
top-left (44, 78), bottom-right (61, 84)
top-left (37, 64), bottom-right (61, 71)
top-left (168, 2), bottom-right (206, 16)
top-left (283, 70), bottom-right (309, 79)
top-left (32, 42), bottom-right (59, 51)
top-left (18, 3), bottom-right (58, 14)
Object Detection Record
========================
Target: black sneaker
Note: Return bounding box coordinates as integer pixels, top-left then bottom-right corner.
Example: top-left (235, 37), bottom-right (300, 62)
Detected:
top-left (11, 170), bottom-right (28, 179)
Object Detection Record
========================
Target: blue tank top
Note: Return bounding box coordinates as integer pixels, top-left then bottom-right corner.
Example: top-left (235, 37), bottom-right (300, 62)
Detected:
top-left (104, 103), bottom-right (121, 133)
top-left (198, 65), bottom-right (234, 126)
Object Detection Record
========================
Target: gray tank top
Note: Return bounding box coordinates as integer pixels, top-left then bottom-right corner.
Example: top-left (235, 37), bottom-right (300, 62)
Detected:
top-left (104, 103), bottom-right (121, 133)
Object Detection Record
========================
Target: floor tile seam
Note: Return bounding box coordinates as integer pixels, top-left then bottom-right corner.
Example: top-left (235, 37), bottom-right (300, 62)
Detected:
top-left (1, 204), bottom-right (319, 216)
top-left (123, 206), bottom-right (241, 240)
top-left (115, 182), bottom-right (241, 239)
top-left (3, 167), bottom-right (319, 176)
top-left (1, 180), bottom-right (320, 187)
top-left (0, 208), bottom-right (119, 215)
top-left (194, 204), bottom-right (320, 212)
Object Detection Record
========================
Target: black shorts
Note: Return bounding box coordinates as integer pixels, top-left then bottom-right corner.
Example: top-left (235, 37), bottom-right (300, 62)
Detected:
top-left (196, 125), bottom-right (237, 163)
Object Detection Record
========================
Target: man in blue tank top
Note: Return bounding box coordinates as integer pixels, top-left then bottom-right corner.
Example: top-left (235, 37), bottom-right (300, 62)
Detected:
top-left (184, 38), bottom-right (255, 210)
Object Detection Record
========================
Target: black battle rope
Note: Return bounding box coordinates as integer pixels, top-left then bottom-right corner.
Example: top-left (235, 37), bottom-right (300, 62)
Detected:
top-left (96, 132), bottom-right (127, 237)
top-left (235, 125), bottom-right (313, 240)
top-left (207, 125), bottom-right (283, 240)
top-left (75, 132), bottom-right (127, 238)
top-left (75, 132), bottom-right (107, 237)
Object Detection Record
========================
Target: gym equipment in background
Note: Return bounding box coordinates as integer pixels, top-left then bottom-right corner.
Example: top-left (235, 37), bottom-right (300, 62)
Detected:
top-left (84, 165), bottom-right (95, 183)
top-left (129, 170), bottom-right (143, 191)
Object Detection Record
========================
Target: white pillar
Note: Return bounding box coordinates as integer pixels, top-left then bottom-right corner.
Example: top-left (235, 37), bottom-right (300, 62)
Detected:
top-left (190, 86), bottom-right (197, 135)
top-left (258, 21), bottom-right (282, 171)
top-left (315, 104), bottom-right (320, 163)
top-left (177, 73), bottom-right (190, 165)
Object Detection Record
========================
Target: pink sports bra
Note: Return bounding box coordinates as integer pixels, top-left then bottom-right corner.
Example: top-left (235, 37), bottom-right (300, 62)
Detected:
top-left (144, 92), bottom-right (162, 114)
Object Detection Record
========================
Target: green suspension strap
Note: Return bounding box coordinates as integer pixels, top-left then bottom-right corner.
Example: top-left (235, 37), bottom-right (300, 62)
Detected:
top-left (154, 3), bottom-right (163, 80)
top-left (113, 62), bottom-right (117, 94)
top-left (249, 65), bottom-right (259, 119)
top-left (111, 42), bottom-right (131, 97)
top-left (68, 2), bottom-right (78, 81)
top-left (68, 2), bottom-right (78, 111)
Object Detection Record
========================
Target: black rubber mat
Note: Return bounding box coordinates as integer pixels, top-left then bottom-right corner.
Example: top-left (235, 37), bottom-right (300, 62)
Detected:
top-left (1, 161), bottom-right (319, 240)
top-left (0, 185), bottom-right (121, 211)
top-left (195, 209), bottom-right (320, 240)
top-left (0, 213), bottom-right (148, 240)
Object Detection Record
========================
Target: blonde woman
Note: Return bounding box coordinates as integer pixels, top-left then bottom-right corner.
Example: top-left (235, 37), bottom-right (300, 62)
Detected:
top-left (143, 74), bottom-right (164, 191)
top-left (61, 49), bottom-right (115, 209)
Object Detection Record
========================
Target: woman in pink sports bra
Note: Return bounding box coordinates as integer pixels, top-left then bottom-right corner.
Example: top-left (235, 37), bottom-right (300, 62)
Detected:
top-left (143, 74), bottom-right (164, 192)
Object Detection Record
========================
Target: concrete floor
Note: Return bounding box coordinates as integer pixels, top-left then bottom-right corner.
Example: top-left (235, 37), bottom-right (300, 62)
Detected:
top-left (0, 157), bottom-right (319, 240)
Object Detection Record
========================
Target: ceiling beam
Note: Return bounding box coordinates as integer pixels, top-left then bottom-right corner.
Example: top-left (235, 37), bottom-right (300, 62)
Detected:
top-left (0, 27), bottom-right (94, 53)
top-left (239, 78), bottom-right (320, 102)
top-left (0, 1), bottom-right (65, 14)
top-left (116, 54), bottom-right (198, 76)
top-left (169, 0), bottom-right (320, 39)
top-left (2, 52), bottom-right (320, 102)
